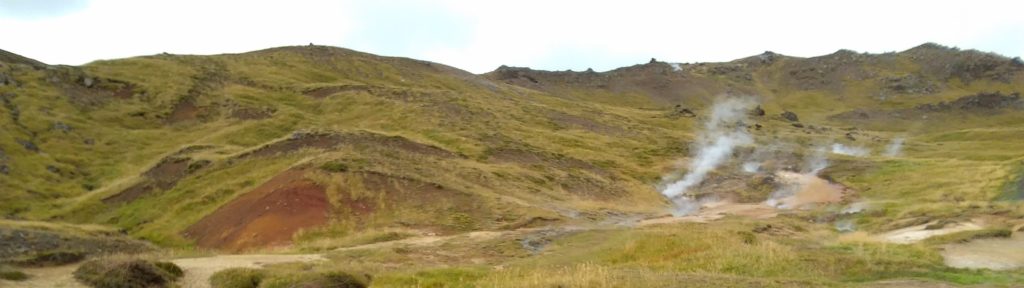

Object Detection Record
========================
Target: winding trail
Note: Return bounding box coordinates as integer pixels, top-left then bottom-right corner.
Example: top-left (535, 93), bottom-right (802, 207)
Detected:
top-left (170, 254), bottom-right (327, 288)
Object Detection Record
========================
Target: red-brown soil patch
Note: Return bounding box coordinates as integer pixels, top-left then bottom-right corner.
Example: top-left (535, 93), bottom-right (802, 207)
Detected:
top-left (166, 99), bottom-right (199, 124)
top-left (183, 169), bottom-right (330, 252)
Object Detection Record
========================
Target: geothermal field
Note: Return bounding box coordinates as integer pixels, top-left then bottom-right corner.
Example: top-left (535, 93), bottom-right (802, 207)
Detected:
top-left (2, 2), bottom-right (1024, 286)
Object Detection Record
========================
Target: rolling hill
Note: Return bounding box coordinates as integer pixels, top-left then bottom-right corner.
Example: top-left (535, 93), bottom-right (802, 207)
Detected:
top-left (2, 43), bottom-right (1023, 287)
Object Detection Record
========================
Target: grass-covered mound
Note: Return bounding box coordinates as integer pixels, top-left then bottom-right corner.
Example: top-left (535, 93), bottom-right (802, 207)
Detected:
top-left (210, 268), bottom-right (369, 288)
top-left (73, 257), bottom-right (183, 288)
top-left (210, 268), bottom-right (265, 288)
top-left (0, 266), bottom-right (28, 281)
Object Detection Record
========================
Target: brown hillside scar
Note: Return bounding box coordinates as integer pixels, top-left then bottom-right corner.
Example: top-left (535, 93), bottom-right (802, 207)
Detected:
top-left (183, 168), bottom-right (329, 252)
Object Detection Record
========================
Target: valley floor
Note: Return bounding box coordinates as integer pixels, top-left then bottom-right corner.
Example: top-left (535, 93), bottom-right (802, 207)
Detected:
top-left (5, 204), bottom-right (1023, 287)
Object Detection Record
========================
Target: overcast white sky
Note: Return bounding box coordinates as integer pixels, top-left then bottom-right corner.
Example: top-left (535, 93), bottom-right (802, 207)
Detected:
top-left (2, 0), bottom-right (1022, 73)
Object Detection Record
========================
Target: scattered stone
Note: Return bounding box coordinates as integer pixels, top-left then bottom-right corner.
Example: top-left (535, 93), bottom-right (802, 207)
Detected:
top-left (46, 165), bottom-right (60, 174)
top-left (667, 104), bottom-right (697, 118)
top-left (16, 139), bottom-right (38, 152)
top-left (53, 121), bottom-right (72, 133)
top-left (845, 132), bottom-right (857, 141)
top-left (780, 111), bottom-right (799, 122)
top-left (0, 71), bottom-right (15, 87)
top-left (753, 224), bottom-right (774, 233)
top-left (749, 105), bottom-right (765, 116)
top-left (81, 76), bottom-right (95, 88)
top-left (758, 51), bottom-right (778, 64)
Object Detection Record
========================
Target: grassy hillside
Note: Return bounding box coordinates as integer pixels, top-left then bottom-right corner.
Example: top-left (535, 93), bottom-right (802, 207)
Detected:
top-left (2, 43), bottom-right (1024, 286)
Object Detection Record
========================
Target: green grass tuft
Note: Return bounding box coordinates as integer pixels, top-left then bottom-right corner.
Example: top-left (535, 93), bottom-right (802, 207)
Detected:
top-left (209, 268), bottom-right (265, 288)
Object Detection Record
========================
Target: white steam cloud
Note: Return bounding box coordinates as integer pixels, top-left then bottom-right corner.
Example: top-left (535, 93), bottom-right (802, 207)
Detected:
top-left (661, 97), bottom-right (756, 200)
top-left (830, 143), bottom-right (870, 157)
top-left (741, 162), bottom-right (761, 173)
top-left (884, 138), bottom-right (904, 157)
top-left (804, 146), bottom-right (829, 175)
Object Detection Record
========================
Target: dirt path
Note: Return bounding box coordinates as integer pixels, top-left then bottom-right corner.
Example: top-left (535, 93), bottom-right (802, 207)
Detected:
top-left (171, 254), bottom-right (326, 288)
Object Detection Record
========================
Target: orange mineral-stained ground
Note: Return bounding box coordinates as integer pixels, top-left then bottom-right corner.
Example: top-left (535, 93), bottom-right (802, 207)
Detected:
top-left (183, 168), bottom-right (329, 252)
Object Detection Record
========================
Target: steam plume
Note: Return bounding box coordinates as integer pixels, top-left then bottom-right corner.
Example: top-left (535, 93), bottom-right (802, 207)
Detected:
top-left (830, 143), bottom-right (870, 157)
top-left (804, 146), bottom-right (829, 175)
top-left (661, 97), bottom-right (756, 199)
top-left (741, 162), bottom-right (761, 173)
top-left (884, 138), bottom-right (904, 157)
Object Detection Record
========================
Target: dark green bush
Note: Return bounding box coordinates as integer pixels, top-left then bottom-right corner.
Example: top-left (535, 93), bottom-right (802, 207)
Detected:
top-left (11, 250), bottom-right (86, 267)
top-left (209, 268), bottom-right (265, 288)
top-left (73, 258), bottom-right (183, 288)
top-left (154, 261), bottom-right (183, 278)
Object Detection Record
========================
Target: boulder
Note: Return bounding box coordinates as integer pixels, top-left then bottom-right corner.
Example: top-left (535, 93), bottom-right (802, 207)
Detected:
top-left (780, 111), bottom-right (799, 122)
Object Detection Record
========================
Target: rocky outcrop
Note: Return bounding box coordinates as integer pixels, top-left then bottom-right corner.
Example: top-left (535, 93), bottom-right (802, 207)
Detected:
top-left (831, 92), bottom-right (1024, 121)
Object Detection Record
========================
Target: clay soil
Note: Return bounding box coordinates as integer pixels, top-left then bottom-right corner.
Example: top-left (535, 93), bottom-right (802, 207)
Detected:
top-left (183, 169), bottom-right (330, 252)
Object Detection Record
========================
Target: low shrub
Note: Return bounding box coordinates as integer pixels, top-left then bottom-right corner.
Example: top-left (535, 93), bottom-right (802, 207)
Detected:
top-left (210, 268), bottom-right (265, 288)
top-left (0, 269), bottom-right (29, 281)
top-left (10, 250), bottom-right (86, 267)
top-left (73, 258), bottom-right (183, 288)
